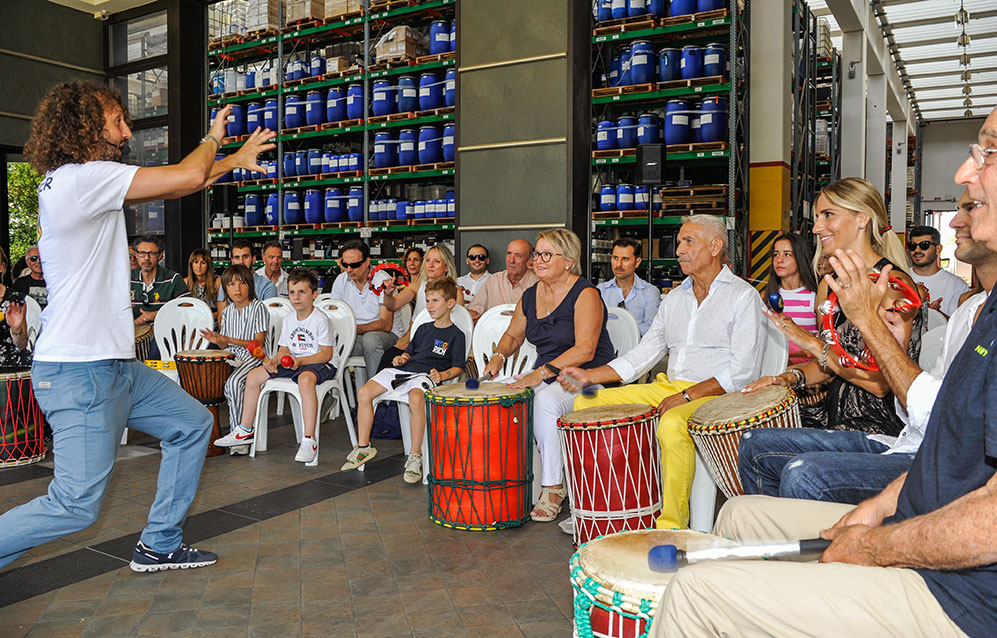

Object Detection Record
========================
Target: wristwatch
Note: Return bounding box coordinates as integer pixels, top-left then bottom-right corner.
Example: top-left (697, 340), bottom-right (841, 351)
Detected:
top-left (682, 390), bottom-right (693, 402)
top-left (200, 134), bottom-right (221, 147)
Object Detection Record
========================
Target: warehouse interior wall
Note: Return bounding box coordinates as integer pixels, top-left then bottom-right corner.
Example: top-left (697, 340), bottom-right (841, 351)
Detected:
top-left (920, 117), bottom-right (985, 208)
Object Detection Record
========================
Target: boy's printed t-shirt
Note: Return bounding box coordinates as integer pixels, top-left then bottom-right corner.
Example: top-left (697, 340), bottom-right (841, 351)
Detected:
top-left (278, 307), bottom-right (332, 357)
top-left (401, 322), bottom-right (465, 374)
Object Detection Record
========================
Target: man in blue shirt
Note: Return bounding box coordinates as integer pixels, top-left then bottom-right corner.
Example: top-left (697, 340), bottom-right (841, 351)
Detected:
top-left (596, 237), bottom-right (660, 336)
top-left (217, 239), bottom-right (278, 318)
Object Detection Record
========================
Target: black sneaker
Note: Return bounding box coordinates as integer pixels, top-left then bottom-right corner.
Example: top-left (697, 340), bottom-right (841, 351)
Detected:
top-left (129, 540), bottom-right (218, 573)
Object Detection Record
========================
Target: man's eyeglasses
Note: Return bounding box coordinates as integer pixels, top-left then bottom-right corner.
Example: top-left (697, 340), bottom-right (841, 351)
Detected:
top-left (969, 144), bottom-right (997, 171)
top-left (906, 240), bottom-right (934, 252)
top-left (530, 251), bottom-right (563, 263)
top-left (135, 250), bottom-right (160, 258)
top-left (26, 256), bottom-right (40, 263)
top-left (341, 259), bottom-right (365, 270)
top-left (468, 254), bottom-right (488, 261)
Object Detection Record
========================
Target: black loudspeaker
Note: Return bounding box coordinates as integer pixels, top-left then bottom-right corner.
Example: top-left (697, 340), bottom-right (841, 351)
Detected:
top-left (636, 144), bottom-right (666, 185)
top-left (211, 184), bottom-right (239, 215)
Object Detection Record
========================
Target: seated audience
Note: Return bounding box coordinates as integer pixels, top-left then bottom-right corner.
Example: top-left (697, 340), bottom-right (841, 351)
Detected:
top-left (560, 215), bottom-right (766, 529)
top-left (456, 244), bottom-right (491, 305)
top-left (343, 277), bottom-right (465, 483)
top-left (481, 229), bottom-right (616, 522)
top-left (596, 237), bottom-right (660, 336)
top-left (184, 248), bottom-right (221, 312)
top-left (131, 236), bottom-right (189, 360)
top-left (13, 245), bottom-right (49, 309)
top-left (907, 224), bottom-right (969, 317)
top-left (217, 239), bottom-right (278, 317)
top-left (257, 240), bottom-right (288, 298)
top-left (0, 246), bottom-right (32, 367)
top-left (402, 246), bottom-right (424, 284)
top-left (765, 232), bottom-right (819, 364)
top-left (467, 239), bottom-right (538, 320)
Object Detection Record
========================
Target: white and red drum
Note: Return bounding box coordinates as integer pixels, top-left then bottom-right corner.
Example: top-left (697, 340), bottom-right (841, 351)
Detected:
top-left (558, 404), bottom-right (661, 546)
top-left (174, 349), bottom-right (235, 406)
top-left (570, 528), bottom-right (734, 638)
top-left (688, 385), bottom-right (801, 498)
top-left (425, 383), bottom-right (533, 531)
top-left (134, 323), bottom-right (154, 362)
top-left (0, 369), bottom-right (46, 467)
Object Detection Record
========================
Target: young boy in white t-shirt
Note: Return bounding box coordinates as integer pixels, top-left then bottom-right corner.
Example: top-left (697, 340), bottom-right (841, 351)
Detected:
top-left (220, 269), bottom-right (335, 463)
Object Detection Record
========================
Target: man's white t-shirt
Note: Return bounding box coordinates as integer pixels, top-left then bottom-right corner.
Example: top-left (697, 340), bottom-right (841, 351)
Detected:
top-left (912, 268), bottom-right (970, 317)
top-left (330, 270), bottom-right (404, 335)
top-left (278, 307), bottom-right (332, 357)
top-left (457, 271), bottom-right (490, 305)
top-left (35, 161), bottom-right (139, 361)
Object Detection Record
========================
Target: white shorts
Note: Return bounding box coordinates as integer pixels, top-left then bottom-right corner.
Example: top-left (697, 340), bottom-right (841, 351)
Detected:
top-left (370, 367), bottom-right (436, 395)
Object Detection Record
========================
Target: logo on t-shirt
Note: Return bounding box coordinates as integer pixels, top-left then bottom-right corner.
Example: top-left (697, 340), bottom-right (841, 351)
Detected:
top-left (432, 339), bottom-right (449, 356)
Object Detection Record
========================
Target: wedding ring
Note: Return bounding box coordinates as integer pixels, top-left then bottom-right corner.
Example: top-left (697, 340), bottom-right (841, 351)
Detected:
top-left (841, 282), bottom-right (852, 289)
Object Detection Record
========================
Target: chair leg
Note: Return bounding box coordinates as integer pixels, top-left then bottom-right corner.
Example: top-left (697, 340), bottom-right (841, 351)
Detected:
top-left (275, 393), bottom-right (285, 416)
top-left (250, 389), bottom-right (271, 456)
top-left (532, 443), bottom-right (543, 503)
top-left (398, 404), bottom-right (412, 456)
top-left (689, 448), bottom-right (718, 533)
top-left (120, 428), bottom-right (128, 446)
top-left (339, 387), bottom-right (358, 448)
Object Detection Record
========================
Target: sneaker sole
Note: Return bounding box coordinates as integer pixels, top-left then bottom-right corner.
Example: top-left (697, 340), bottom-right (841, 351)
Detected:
top-left (128, 558), bottom-right (217, 573)
top-left (341, 452), bottom-right (376, 471)
top-left (403, 473), bottom-right (421, 484)
top-left (295, 453), bottom-right (317, 462)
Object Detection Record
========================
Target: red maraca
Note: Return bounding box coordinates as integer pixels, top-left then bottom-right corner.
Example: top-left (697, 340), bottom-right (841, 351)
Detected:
top-left (248, 340), bottom-right (264, 359)
top-left (280, 355), bottom-right (294, 368)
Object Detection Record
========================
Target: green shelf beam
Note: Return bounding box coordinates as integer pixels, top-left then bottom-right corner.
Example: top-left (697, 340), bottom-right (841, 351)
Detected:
top-left (592, 16), bottom-right (731, 44)
top-left (593, 81), bottom-right (731, 105)
top-left (366, 111), bottom-right (454, 130)
top-left (209, 222), bottom-right (454, 241)
top-left (368, 57), bottom-right (454, 80)
top-left (369, 0), bottom-right (453, 21)
top-left (369, 168), bottom-right (453, 182)
top-left (595, 216), bottom-right (690, 227)
top-left (231, 168), bottom-right (453, 193)
top-left (592, 148), bottom-right (729, 166)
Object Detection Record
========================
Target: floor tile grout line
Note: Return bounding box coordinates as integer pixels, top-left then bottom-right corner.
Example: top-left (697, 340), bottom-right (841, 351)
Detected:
top-left (83, 547), bottom-right (129, 564)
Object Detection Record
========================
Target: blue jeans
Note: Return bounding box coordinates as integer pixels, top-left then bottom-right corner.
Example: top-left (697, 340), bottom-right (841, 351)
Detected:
top-left (0, 359), bottom-right (212, 569)
top-left (738, 427), bottom-right (915, 505)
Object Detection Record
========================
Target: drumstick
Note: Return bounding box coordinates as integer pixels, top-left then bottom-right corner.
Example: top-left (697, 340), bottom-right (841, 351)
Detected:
top-left (544, 364), bottom-right (598, 398)
top-left (465, 374), bottom-right (491, 390)
top-left (647, 538), bottom-right (832, 573)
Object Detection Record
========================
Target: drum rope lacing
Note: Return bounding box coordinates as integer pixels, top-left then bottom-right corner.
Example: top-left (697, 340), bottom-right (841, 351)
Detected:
top-left (687, 392), bottom-right (798, 433)
top-left (570, 534), bottom-right (657, 638)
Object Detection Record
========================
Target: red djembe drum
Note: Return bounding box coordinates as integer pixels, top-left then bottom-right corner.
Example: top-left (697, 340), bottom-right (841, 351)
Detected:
top-left (0, 368), bottom-right (46, 467)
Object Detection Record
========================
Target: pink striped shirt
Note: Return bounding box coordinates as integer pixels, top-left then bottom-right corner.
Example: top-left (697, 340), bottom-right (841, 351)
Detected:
top-left (780, 286), bottom-right (817, 358)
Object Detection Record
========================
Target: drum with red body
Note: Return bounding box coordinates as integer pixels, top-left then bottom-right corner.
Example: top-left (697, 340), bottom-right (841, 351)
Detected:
top-left (557, 404), bottom-right (662, 547)
top-left (0, 368), bottom-right (46, 467)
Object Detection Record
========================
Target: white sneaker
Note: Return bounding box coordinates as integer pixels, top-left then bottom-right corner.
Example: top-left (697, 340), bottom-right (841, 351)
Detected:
top-left (229, 445), bottom-right (250, 456)
top-left (403, 453), bottom-right (423, 484)
top-left (215, 428), bottom-right (254, 447)
top-left (295, 437), bottom-right (318, 463)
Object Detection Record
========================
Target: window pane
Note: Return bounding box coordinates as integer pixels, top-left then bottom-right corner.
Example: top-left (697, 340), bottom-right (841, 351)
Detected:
top-left (113, 67), bottom-right (169, 120)
top-left (124, 127), bottom-right (169, 236)
top-left (109, 11), bottom-right (168, 66)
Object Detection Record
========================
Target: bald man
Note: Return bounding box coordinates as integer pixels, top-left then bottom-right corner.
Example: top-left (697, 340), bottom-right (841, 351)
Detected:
top-left (467, 239), bottom-right (538, 320)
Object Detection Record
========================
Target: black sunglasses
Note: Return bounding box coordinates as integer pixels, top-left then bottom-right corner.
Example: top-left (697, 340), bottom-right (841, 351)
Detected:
top-left (906, 240), bottom-right (934, 251)
top-left (341, 259), bottom-right (366, 269)
top-left (468, 254), bottom-right (488, 261)
top-left (27, 256), bottom-right (40, 262)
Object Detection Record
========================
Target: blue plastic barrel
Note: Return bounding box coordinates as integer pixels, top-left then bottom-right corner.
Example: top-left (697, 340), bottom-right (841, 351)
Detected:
top-left (372, 80), bottom-right (395, 116)
top-left (397, 76), bottom-right (418, 112)
top-left (418, 126), bottom-right (442, 164)
top-left (295, 150), bottom-right (308, 176)
top-left (430, 20), bottom-right (450, 55)
top-left (398, 129), bottom-right (418, 165)
top-left (616, 184), bottom-right (635, 211)
top-left (322, 152), bottom-right (335, 174)
top-left (283, 151), bottom-right (297, 177)
top-left (226, 103), bottom-right (246, 137)
top-left (703, 43), bottom-right (728, 77)
top-left (446, 191), bottom-right (455, 217)
top-left (264, 98), bottom-right (278, 131)
top-left (681, 45), bottom-right (704, 79)
top-left (628, 0), bottom-right (647, 17)
top-left (246, 102), bottom-right (262, 133)
top-left (265, 192), bottom-right (279, 224)
top-left (611, 0), bottom-right (627, 19)
top-left (348, 153), bottom-right (362, 171)
top-left (637, 113), bottom-right (661, 144)
top-left (311, 55), bottom-right (326, 77)
top-left (609, 55), bottom-right (621, 86)
top-left (629, 40), bottom-right (656, 85)
top-left (283, 191), bottom-right (302, 224)
top-left (304, 189), bottom-right (323, 223)
top-left (697, 0), bottom-right (726, 10)
top-left (308, 149), bottom-right (322, 174)
top-left (670, 0), bottom-right (696, 16)
top-left (700, 96), bottom-right (728, 143)
top-left (619, 45), bottom-right (632, 86)
top-left (244, 194), bottom-right (264, 226)
top-left (326, 86), bottom-right (346, 123)
top-left (635, 186), bottom-right (650, 210)
top-left (659, 48), bottom-right (681, 82)
top-left (664, 100), bottom-right (691, 145)
top-left (266, 161), bottom-right (277, 179)
top-left (324, 188), bottom-right (345, 222)
top-left (374, 131), bottom-right (397, 168)
top-left (419, 73), bottom-right (442, 110)
top-left (616, 115), bottom-right (637, 148)
top-left (396, 200), bottom-right (413, 220)
top-left (648, 0), bottom-right (667, 16)
top-left (596, 120), bottom-right (617, 150)
top-left (653, 189), bottom-right (662, 211)
top-left (599, 184), bottom-right (616, 211)
top-left (691, 109), bottom-right (702, 142)
top-left (347, 186), bottom-right (364, 222)
top-left (305, 91), bottom-right (325, 126)
top-left (443, 123), bottom-right (455, 162)
top-left (596, 0), bottom-right (612, 21)
top-left (450, 19), bottom-right (456, 51)
top-left (445, 68), bottom-right (455, 107)
top-left (284, 95), bottom-right (304, 129)
top-left (346, 83), bottom-right (364, 119)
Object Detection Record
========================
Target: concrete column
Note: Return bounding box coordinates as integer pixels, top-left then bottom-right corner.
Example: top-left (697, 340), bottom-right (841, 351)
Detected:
top-left (865, 73), bottom-right (888, 195)
top-left (890, 124), bottom-right (908, 232)
top-left (839, 30), bottom-right (866, 179)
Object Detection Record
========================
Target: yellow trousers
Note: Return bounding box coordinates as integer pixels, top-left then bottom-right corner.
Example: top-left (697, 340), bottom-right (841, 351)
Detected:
top-left (573, 373), bottom-right (716, 529)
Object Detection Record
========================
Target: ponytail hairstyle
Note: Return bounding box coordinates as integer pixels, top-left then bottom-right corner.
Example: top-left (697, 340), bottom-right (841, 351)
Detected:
top-left (812, 177), bottom-right (911, 275)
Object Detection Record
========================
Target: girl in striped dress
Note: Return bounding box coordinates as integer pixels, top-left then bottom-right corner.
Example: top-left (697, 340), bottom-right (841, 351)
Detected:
top-left (199, 264), bottom-right (269, 455)
top-left (766, 233), bottom-right (818, 364)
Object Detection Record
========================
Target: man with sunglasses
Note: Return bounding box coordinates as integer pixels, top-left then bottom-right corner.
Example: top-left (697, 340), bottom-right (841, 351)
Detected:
top-left (12, 246), bottom-right (48, 308)
top-left (906, 226), bottom-right (968, 317)
top-left (456, 244), bottom-right (491, 305)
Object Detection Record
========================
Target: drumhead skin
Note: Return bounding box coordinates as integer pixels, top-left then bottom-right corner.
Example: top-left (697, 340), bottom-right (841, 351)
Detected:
top-left (429, 382), bottom-right (529, 401)
top-left (135, 323), bottom-right (153, 339)
top-left (559, 403), bottom-right (655, 427)
top-left (175, 349), bottom-right (234, 360)
top-left (689, 385), bottom-right (795, 428)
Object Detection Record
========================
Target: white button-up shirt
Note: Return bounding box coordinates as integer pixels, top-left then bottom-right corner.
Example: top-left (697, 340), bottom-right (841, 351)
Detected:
top-left (256, 266), bottom-right (288, 298)
top-left (878, 290), bottom-right (987, 455)
top-left (597, 274), bottom-right (661, 335)
top-left (607, 265), bottom-right (766, 392)
top-left (330, 270), bottom-right (391, 325)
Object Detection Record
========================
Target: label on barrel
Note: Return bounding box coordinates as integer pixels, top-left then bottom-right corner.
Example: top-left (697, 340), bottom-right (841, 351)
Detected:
top-left (403, 88), bottom-right (416, 98)
top-left (435, 33), bottom-right (448, 41)
top-left (401, 142), bottom-right (414, 151)
top-left (672, 115), bottom-right (689, 125)
top-left (418, 142), bottom-right (426, 151)
top-left (287, 202), bottom-right (300, 209)
top-left (348, 198), bottom-right (359, 206)
top-left (619, 194), bottom-right (634, 204)
top-left (444, 135), bottom-right (453, 145)
top-left (375, 144), bottom-right (385, 153)
top-left (637, 126), bottom-right (645, 136)
top-left (705, 54), bottom-right (721, 65)
top-left (680, 58), bottom-right (686, 68)
top-left (420, 87), bottom-right (430, 97)
top-left (347, 95), bottom-right (357, 104)
top-left (601, 194), bottom-right (614, 204)
top-left (246, 204), bottom-right (256, 213)
top-left (632, 54), bottom-right (647, 66)
top-left (702, 113), bottom-right (713, 124)
top-left (597, 131), bottom-right (608, 141)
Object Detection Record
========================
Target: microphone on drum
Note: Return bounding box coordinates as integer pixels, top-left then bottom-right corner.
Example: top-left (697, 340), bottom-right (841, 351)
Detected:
top-left (647, 537), bottom-right (832, 573)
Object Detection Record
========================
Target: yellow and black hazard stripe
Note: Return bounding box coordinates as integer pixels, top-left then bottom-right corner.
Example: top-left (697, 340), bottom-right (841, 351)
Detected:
top-left (749, 230), bottom-right (780, 291)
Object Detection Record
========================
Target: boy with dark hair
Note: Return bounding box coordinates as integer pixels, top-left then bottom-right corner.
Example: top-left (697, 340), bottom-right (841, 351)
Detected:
top-left (343, 277), bottom-right (465, 483)
top-left (225, 268), bottom-right (335, 463)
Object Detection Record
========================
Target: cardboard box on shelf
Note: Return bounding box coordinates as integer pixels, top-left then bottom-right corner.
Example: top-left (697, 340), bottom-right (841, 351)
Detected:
top-left (325, 0), bottom-right (361, 17)
top-left (374, 25), bottom-right (426, 62)
top-left (325, 56), bottom-right (350, 73)
top-left (284, 0), bottom-right (324, 24)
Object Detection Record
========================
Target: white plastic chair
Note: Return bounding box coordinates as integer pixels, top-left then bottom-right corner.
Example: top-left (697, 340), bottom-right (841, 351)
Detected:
top-left (918, 324), bottom-right (947, 370)
top-left (471, 304), bottom-right (537, 379)
top-left (315, 292), bottom-right (337, 305)
top-left (314, 297), bottom-right (369, 409)
top-left (249, 301), bottom-right (357, 467)
top-left (605, 306), bottom-right (640, 357)
top-left (23, 296), bottom-right (41, 349)
top-left (262, 298), bottom-right (294, 416)
top-left (926, 308), bottom-right (947, 331)
top-left (688, 318), bottom-right (787, 533)
top-left (152, 297), bottom-right (214, 384)
top-left (369, 305), bottom-right (474, 482)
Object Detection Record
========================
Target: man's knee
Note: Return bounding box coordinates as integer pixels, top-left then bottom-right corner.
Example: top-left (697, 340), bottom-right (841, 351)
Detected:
top-left (779, 454), bottom-right (824, 500)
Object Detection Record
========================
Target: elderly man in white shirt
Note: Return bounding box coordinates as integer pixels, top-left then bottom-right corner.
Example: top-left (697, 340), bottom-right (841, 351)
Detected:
top-left (561, 215), bottom-right (767, 529)
top-left (738, 190), bottom-right (992, 503)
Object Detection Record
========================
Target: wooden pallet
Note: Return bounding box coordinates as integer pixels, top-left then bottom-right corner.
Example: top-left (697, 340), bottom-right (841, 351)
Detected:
top-left (244, 27), bottom-right (278, 40)
top-left (592, 209), bottom-right (651, 219)
top-left (368, 57), bottom-right (417, 72)
top-left (666, 141), bottom-right (728, 153)
top-left (282, 76), bottom-right (313, 88)
top-left (237, 225), bottom-right (278, 233)
top-left (415, 51), bottom-right (455, 65)
top-left (592, 148), bottom-right (637, 159)
top-left (593, 15), bottom-right (657, 36)
top-left (317, 170), bottom-right (363, 180)
top-left (655, 75), bottom-right (727, 90)
top-left (815, 100), bottom-right (832, 111)
top-left (281, 18), bottom-right (322, 34)
top-left (321, 221), bottom-right (363, 228)
top-left (413, 162), bottom-right (454, 172)
top-left (659, 184), bottom-right (729, 197)
top-left (321, 118), bottom-right (363, 130)
top-left (660, 8), bottom-right (728, 26)
top-left (283, 223), bottom-right (323, 230)
top-left (412, 106), bottom-right (454, 119)
top-left (656, 207), bottom-right (724, 216)
top-left (660, 198), bottom-right (727, 210)
top-left (369, 0), bottom-right (410, 10)
top-left (241, 178), bottom-right (278, 187)
top-left (325, 10), bottom-right (363, 24)
top-left (368, 165), bottom-right (414, 176)
top-left (321, 69), bottom-right (362, 81)
top-left (592, 83), bottom-right (655, 98)
top-left (288, 174), bottom-right (321, 183)
top-left (282, 124), bottom-right (320, 136)
top-left (381, 218), bottom-right (415, 226)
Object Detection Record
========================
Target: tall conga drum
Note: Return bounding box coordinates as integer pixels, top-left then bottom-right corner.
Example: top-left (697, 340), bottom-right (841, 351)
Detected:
top-left (0, 368), bottom-right (46, 467)
top-left (425, 383), bottom-right (533, 531)
top-left (687, 385), bottom-right (801, 498)
top-left (174, 349), bottom-right (235, 457)
top-left (571, 528), bottom-right (735, 638)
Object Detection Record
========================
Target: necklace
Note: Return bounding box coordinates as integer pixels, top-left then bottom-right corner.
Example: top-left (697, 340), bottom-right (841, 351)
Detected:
top-left (538, 277), bottom-right (574, 317)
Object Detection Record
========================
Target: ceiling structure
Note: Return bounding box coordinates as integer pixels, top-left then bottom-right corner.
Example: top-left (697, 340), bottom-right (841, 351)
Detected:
top-left (809, 0), bottom-right (994, 122)
top-left (48, 0), bottom-right (158, 18)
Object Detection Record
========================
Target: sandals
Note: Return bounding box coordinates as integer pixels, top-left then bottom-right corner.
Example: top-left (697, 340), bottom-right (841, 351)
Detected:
top-left (531, 486), bottom-right (567, 522)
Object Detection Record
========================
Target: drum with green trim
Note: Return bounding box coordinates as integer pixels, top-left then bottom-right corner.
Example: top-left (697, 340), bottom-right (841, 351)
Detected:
top-left (425, 382), bottom-right (534, 531)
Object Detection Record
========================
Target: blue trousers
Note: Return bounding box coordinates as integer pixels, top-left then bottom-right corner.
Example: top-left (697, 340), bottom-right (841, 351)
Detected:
top-left (737, 427), bottom-right (915, 505)
top-left (0, 359), bottom-right (212, 570)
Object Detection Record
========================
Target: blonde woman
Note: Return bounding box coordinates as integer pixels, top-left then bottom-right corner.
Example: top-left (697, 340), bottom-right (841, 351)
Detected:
top-left (481, 229), bottom-right (615, 522)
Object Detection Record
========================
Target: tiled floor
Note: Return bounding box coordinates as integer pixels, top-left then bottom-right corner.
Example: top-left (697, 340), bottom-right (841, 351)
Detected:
top-left (0, 402), bottom-right (576, 637)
